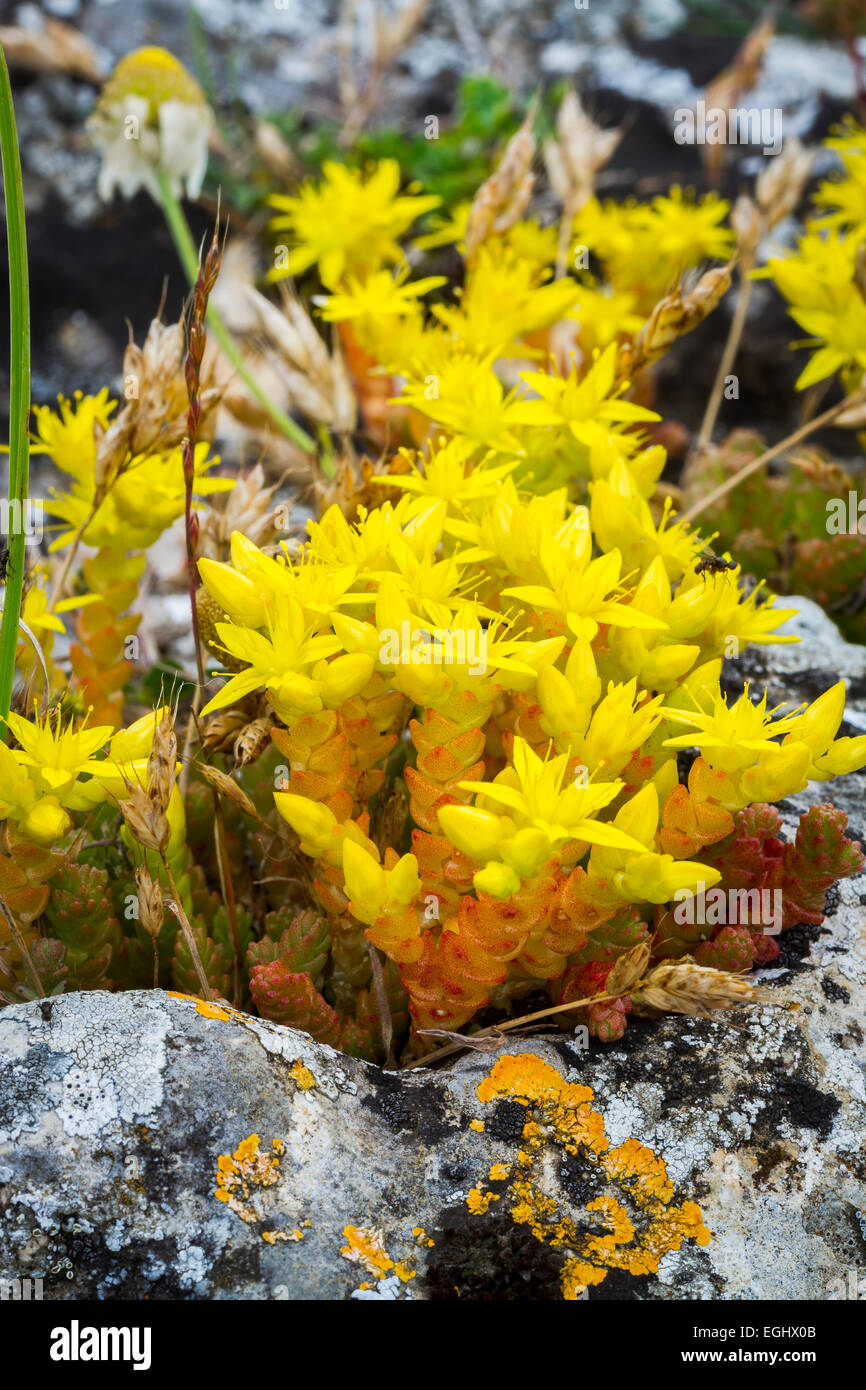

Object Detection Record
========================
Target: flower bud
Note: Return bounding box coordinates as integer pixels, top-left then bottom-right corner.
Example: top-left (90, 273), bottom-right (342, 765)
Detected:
top-left (22, 797), bottom-right (71, 847)
top-left (436, 804), bottom-right (503, 862)
top-left (813, 734), bottom-right (866, 779)
top-left (331, 613), bottom-right (382, 662)
top-left (640, 643), bottom-right (699, 690)
top-left (342, 839), bottom-right (386, 923)
top-left (110, 707), bottom-right (169, 763)
top-left (274, 793), bottom-right (338, 855)
top-left (622, 852), bottom-right (720, 904)
top-left (473, 862), bottom-right (521, 899)
top-left (198, 558), bottom-right (269, 629)
top-left (385, 853), bottom-right (421, 909)
top-left (502, 827), bottom-right (549, 878)
top-left (784, 681), bottom-right (844, 757)
top-left (318, 653), bottom-right (375, 707)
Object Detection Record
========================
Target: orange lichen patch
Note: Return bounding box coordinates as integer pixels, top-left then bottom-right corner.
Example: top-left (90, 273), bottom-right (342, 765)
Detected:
top-left (583, 1195), bottom-right (636, 1259)
top-left (339, 1226), bottom-right (420, 1287)
top-left (477, 1052), bottom-right (596, 1113)
top-left (514, 1183), bottom-right (559, 1232)
top-left (196, 1000), bottom-right (232, 1021)
top-left (561, 1258), bottom-right (607, 1300)
top-left (340, 1225), bottom-right (394, 1279)
top-left (477, 1053), bottom-right (608, 1158)
top-left (214, 1133), bottom-right (285, 1225)
top-left (466, 1186), bottom-right (500, 1214)
top-left (470, 1052), bottom-right (712, 1299)
top-left (602, 1136), bottom-right (674, 1205)
top-left (412, 1226), bottom-right (435, 1248)
top-left (469, 1119), bottom-right (485, 1133)
top-left (262, 1228), bottom-right (304, 1244)
top-left (594, 1200), bottom-right (711, 1278)
top-left (166, 992), bottom-right (246, 1023)
top-left (289, 1060), bottom-right (318, 1091)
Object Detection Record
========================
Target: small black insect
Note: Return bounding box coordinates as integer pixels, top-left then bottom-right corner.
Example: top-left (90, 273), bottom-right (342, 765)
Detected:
top-left (0, 538), bottom-right (8, 584)
top-left (39, 999), bottom-right (54, 1022)
top-left (694, 553), bottom-right (737, 576)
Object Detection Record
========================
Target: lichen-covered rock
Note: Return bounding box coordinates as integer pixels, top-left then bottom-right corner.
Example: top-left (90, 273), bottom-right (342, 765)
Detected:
top-left (1, 928), bottom-right (864, 1303)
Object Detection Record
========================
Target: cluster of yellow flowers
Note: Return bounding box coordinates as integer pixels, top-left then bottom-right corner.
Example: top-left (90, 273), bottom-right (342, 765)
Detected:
top-left (0, 708), bottom-right (176, 847)
top-left (174, 150), bottom-right (862, 1033)
top-left (761, 117), bottom-right (866, 390)
top-left (200, 454), bottom-right (865, 881)
top-left (573, 187), bottom-right (734, 308)
top-left (19, 384), bottom-right (230, 723)
top-left (33, 390), bottom-right (228, 552)
top-left (269, 158), bottom-right (733, 494)
top-left (196, 465), bottom-right (864, 1032)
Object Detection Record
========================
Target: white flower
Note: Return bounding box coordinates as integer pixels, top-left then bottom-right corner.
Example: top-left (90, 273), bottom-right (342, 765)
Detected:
top-left (88, 47), bottom-right (213, 202)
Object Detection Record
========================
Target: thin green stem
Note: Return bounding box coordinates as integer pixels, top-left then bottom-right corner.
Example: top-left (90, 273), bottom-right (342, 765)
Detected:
top-left (0, 45), bottom-right (30, 732)
top-left (153, 171), bottom-right (315, 453)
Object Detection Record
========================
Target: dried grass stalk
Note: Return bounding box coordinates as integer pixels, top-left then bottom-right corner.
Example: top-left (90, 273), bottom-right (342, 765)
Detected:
top-left (242, 287), bottom-right (357, 434)
top-left (200, 764), bottom-right (259, 820)
top-left (631, 959), bottom-right (763, 1017)
top-left (465, 97), bottom-right (538, 262)
top-left (617, 261), bottom-right (733, 381)
top-left (605, 942), bottom-right (652, 997)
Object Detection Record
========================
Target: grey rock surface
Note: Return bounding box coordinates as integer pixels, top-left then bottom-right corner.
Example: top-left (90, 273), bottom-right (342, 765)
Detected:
top-left (0, 955), bottom-right (864, 1302)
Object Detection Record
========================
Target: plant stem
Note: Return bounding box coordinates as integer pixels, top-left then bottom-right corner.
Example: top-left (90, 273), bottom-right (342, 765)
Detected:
top-left (177, 205), bottom-right (246, 1002)
top-left (683, 387), bottom-right (866, 524)
top-left (161, 853), bottom-right (215, 1001)
top-left (694, 263), bottom-right (753, 458)
top-left (845, 34), bottom-right (866, 125)
top-left (181, 217), bottom-right (219, 691)
top-left (0, 893), bottom-right (44, 999)
top-left (797, 376), bottom-right (831, 428)
top-left (0, 46), bottom-right (30, 731)
top-left (47, 497), bottom-right (99, 610)
top-left (555, 194), bottom-right (577, 281)
top-left (212, 807), bottom-right (242, 1005)
top-left (367, 941), bottom-right (394, 1067)
top-left (403, 989), bottom-right (614, 1070)
top-left (153, 171), bottom-right (315, 454)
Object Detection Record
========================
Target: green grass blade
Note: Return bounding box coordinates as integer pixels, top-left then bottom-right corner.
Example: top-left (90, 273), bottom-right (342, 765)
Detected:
top-left (0, 44), bottom-right (31, 729)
